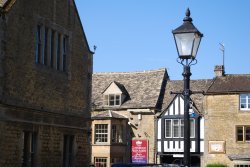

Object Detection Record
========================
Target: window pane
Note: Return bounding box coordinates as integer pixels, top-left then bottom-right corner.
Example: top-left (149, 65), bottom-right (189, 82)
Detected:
top-left (165, 120), bottom-right (171, 138)
top-left (245, 127), bottom-right (250, 141)
top-left (115, 95), bottom-right (120, 105)
top-left (35, 25), bottom-right (41, 63)
top-left (173, 120), bottom-right (179, 137)
top-left (95, 124), bottom-right (108, 143)
top-left (248, 96), bottom-right (250, 109)
top-left (240, 94), bottom-right (250, 109)
top-left (109, 95), bottom-right (115, 106)
top-left (44, 27), bottom-right (48, 65)
top-left (190, 119), bottom-right (195, 138)
top-left (104, 95), bottom-right (109, 105)
top-left (95, 157), bottom-right (107, 167)
top-left (50, 30), bottom-right (55, 68)
top-left (112, 125), bottom-right (123, 143)
top-left (56, 33), bottom-right (60, 70)
top-left (62, 36), bottom-right (67, 71)
top-left (237, 127), bottom-right (244, 142)
top-left (180, 120), bottom-right (184, 138)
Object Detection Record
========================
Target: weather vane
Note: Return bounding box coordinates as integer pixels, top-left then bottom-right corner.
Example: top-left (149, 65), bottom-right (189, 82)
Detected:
top-left (93, 45), bottom-right (97, 53)
top-left (219, 43), bottom-right (225, 67)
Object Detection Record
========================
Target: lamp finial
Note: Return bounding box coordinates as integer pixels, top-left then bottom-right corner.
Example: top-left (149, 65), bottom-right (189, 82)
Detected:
top-left (183, 8), bottom-right (192, 22)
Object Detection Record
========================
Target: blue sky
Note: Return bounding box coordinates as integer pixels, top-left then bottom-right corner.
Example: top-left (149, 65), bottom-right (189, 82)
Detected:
top-left (75, 0), bottom-right (250, 80)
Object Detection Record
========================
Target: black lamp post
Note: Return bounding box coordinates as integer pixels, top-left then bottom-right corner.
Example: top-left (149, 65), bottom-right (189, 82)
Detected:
top-left (172, 8), bottom-right (203, 167)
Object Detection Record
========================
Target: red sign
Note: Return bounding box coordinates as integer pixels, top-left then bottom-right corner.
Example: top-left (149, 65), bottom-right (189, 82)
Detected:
top-left (131, 140), bottom-right (148, 164)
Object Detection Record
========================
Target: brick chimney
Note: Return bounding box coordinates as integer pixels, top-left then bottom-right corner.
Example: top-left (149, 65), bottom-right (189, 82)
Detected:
top-left (214, 65), bottom-right (225, 77)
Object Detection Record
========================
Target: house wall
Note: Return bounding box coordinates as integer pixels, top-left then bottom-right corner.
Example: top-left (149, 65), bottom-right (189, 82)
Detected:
top-left (2, 0), bottom-right (92, 114)
top-left (204, 94), bottom-right (250, 166)
top-left (0, 0), bottom-right (92, 166)
top-left (91, 119), bottom-right (129, 166)
top-left (92, 109), bottom-right (157, 164)
top-left (115, 110), bottom-right (157, 164)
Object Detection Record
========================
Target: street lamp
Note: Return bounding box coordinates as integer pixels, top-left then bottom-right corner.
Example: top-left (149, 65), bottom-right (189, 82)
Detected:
top-left (172, 8), bottom-right (203, 167)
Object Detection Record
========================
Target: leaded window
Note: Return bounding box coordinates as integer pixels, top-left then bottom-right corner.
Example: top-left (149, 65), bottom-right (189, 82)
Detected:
top-left (95, 157), bottom-right (107, 167)
top-left (95, 124), bottom-right (108, 143)
top-left (165, 119), bottom-right (195, 138)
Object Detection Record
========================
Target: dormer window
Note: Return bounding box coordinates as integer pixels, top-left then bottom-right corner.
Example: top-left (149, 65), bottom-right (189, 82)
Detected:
top-left (104, 94), bottom-right (121, 106)
top-left (102, 81), bottom-right (129, 107)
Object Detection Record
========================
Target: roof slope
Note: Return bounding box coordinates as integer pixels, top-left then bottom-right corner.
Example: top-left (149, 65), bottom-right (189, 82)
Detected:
top-left (207, 74), bottom-right (250, 93)
top-left (0, 0), bottom-right (9, 7)
top-left (92, 68), bottom-right (167, 109)
top-left (92, 110), bottom-right (128, 120)
top-left (162, 79), bottom-right (212, 113)
top-left (0, 0), bottom-right (16, 11)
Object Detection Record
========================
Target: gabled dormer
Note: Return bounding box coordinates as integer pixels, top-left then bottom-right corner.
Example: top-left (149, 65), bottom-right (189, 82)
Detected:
top-left (102, 81), bottom-right (129, 107)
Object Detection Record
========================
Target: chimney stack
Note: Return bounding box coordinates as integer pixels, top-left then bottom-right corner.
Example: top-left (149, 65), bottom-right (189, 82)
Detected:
top-left (214, 65), bottom-right (225, 77)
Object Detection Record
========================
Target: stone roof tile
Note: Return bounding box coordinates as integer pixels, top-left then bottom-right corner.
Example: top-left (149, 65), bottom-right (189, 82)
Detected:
top-left (92, 68), bottom-right (168, 110)
top-left (162, 79), bottom-right (212, 113)
top-left (207, 74), bottom-right (250, 93)
top-left (92, 110), bottom-right (128, 120)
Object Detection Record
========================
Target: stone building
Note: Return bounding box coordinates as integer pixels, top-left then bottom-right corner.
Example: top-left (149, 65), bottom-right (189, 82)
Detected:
top-left (91, 68), bottom-right (168, 166)
top-left (203, 66), bottom-right (250, 167)
top-left (157, 79), bottom-right (212, 166)
top-left (0, 0), bottom-right (93, 167)
top-left (203, 67), bottom-right (250, 167)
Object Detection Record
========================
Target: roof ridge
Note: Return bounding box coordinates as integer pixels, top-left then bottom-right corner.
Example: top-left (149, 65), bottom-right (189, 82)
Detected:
top-left (93, 68), bottom-right (166, 75)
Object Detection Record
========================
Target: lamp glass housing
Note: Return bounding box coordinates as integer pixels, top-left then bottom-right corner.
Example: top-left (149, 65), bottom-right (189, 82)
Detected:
top-left (173, 32), bottom-right (202, 59)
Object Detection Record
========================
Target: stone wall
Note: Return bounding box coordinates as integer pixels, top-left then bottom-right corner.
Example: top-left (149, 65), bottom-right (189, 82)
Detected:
top-left (2, 0), bottom-right (92, 115)
top-left (0, 0), bottom-right (92, 166)
top-left (0, 121), bottom-right (91, 167)
top-left (203, 94), bottom-right (250, 166)
top-left (92, 109), bottom-right (157, 164)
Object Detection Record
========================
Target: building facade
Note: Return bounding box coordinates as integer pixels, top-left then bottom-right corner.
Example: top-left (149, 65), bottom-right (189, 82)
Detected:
top-left (157, 80), bottom-right (212, 166)
top-left (0, 0), bottom-right (93, 166)
top-left (204, 69), bottom-right (250, 167)
top-left (91, 69), bottom-right (168, 166)
top-left (91, 110), bottom-right (130, 166)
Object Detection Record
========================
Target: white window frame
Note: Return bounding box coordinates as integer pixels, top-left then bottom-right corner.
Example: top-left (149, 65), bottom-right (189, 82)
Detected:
top-left (240, 94), bottom-right (250, 110)
top-left (190, 119), bottom-right (195, 138)
top-left (165, 119), bottom-right (172, 138)
top-left (172, 119), bottom-right (181, 138)
top-left (95, 157), bottom-right (107, 167)
top-left (104, 94), bottom-right (121, 106)
top-left (95, 124), bottom-right (108, 143)
top-left (165, 118), bottom-right (195, 138)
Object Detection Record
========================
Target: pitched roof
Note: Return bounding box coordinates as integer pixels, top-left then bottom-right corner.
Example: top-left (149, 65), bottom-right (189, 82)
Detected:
top-left (102, 81), bottom-right (129, 97)
top-left (0, 0), bottom-right (16, 12)
top-left (92, 110), bottom-right (128, 120)
top-left (207, 74), bottom-right (250, 94)
top-left (92, 68), bottom-right (168, 110)
top-left (162, 79), bottom-right (212, 114)
top-left (0, 0), bottom-right (9, 7)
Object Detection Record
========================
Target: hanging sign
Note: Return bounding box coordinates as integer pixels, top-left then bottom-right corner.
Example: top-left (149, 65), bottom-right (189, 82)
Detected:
top-left (131, 140), bottom-right (148, 164)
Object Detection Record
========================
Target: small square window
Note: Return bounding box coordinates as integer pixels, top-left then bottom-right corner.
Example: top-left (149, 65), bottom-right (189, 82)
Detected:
top-left (236, 126), bottom-right (250, 142)
top-left (240, 94), bottom-right (250, 110)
